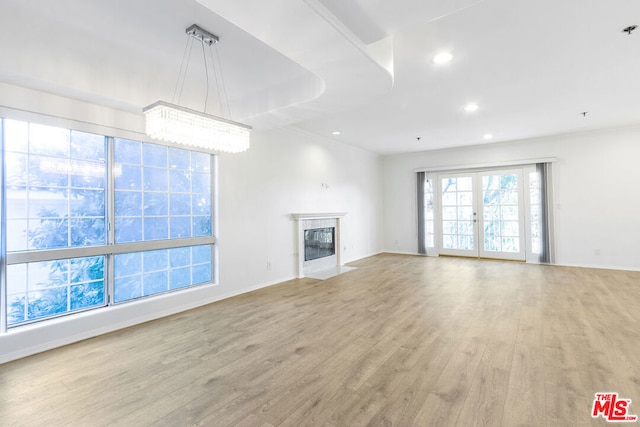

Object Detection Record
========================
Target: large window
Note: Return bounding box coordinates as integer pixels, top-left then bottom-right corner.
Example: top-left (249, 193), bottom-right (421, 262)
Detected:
top-left (1, 118), bottom-right (216, 328)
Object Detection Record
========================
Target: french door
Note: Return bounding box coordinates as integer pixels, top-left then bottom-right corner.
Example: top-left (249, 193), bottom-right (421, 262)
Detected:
top-left (439, 169), bottom-right (525, 261)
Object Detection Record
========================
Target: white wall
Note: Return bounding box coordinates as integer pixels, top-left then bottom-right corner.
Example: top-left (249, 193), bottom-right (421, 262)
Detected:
top-left (382, 126), bottom-right (640, 271)
top-left (0, 83), bottom-right (383, 363)
top-left (219, 127), bottom-right (383, 289)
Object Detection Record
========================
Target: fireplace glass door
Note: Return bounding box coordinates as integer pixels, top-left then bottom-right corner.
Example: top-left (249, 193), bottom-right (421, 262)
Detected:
top-left (304, 227), bottom-right (335, 261)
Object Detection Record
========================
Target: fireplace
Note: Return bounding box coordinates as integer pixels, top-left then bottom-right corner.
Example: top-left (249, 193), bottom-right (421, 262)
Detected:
top-left (291, 213), bottom-right (347, 278)
top-left (304, 227), bottom-right (335, 261)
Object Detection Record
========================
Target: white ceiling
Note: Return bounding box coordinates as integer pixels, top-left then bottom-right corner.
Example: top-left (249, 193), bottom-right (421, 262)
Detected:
top-left (1, 0), bottom-right (639, 154)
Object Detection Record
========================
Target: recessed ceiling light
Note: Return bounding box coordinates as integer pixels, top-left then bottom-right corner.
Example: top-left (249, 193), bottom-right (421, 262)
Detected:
top-left (464, 103), bottom-right (479, 112)
top-left (433, 52), bottom-right (453, 64)
top-left (332, 131), bottom-right (341, 135)
top-left (483, 133), bottom-right (493, 140)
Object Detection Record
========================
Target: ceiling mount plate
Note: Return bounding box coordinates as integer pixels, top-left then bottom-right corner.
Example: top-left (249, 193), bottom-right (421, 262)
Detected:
top-left (186, 24), bottom-right (219, 45)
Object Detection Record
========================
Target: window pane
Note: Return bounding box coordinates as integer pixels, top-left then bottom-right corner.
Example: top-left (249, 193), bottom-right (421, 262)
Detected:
top-left (192, 194), bottom-right (211, 215)
top-left (4, 122), bottom-right (106, 252)
top-left (458, 236), bottom-right (473, 251)
top-left (484, 236), bottom-right (500, 252)
top-left (71, 131), bottom-right (105, 160)
top-left (115, 165), bottom-right (142, 190)
top-left (458, 207), bottom-right (473, 221)
top-left (170, 217), bottom-right (191, 238)
top-left (170, 247), bottom-right (191, 267)
top-left (28, 218), bottom-right (69, 249)
top-left (443, 235), bottom-right (456, 249)
top-left (192, 264), bottom-right (212, 284)
top-left (70, 161), bottom-right (104, 188)
top-left (145, 271), bottom-right (168, 295)
top-left (168, 147), bottom-right (190, 170)
top-left (143, 144), bottom-right (167, 168)
top-left (144, 217), bottom-right (168, 240)
top-left (144, 193), bottom-right (168, 216)
top-left (144, 168), bottom-right (168, 192)
top-left (457, 177), bottom-right (473, 191)
top-left (31, 155), bottom-right (69, 187)
top-left (5, 152), bottom-right (27, 187)
top-left (144, 250), bottom-right (168, 272)
top-left (4, 119), bottom-right (29, 152)
top-left (114, 252), bottom-right (142, 277)
top-left (70, 280), bottom-right (105, 311)
top-left (442, 207), bottom-right (457, 220)
top-left (170, 169), bottom-right (191, 193)
top-left (192, 245), bottom-right (212, 264)
top-left (114, 276), bottom-right (142, 303)
top-left (192, 173), bottom-right (210, 194)
top-left (192, 216), bottom-right (212, 237)
top-left (170, 194), bottom-right (191, 215)
top-left (170, 267), bottom-right (191, 289)
top-left (192, 152), bottom-right (210, 173)
top-left (6, 256), bottom-right (105, 327)
top-left (29, 123), bottom-right (70, 156)
top-left (70, 218), bottom-right (105, 246)
top-left (6, 219), bottom-right (28, 251)
top-left (115, 191), bottom-right (143, 216)
top-left (115, 218), bottom-right (143, 243)
top-left (114, 138), bottom-right (141, 164)
top-left (114, 245), bottom-right (213, 303)
top-left (443, 221), bottom-right (457, 235)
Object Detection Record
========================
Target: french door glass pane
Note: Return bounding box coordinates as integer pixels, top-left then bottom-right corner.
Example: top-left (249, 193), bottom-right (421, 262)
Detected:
top-left (441, 177), bottom-right (474, 250)
top-left (482, 174), bottom-right (520, 253)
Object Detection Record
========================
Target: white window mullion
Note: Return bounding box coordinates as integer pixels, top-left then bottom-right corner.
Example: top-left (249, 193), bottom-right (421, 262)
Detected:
top-left (107, 136), bottom-right (115, 305)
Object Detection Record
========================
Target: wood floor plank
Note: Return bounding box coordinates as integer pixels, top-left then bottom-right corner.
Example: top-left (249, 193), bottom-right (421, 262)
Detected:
top-left (1, 254), bottom-right (639, 426)
top-left (502, 343), bottom-right (546, 427)
top-left (455, 362), bottom-right (510, 427)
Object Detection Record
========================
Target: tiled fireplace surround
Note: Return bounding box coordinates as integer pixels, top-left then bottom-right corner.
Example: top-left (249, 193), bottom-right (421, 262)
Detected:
top-left (291, 213), bottom-right (346, 278)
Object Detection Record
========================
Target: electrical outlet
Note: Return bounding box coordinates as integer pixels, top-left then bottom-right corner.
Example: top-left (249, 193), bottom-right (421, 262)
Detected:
top-left (267, 261), bottom-right (272, 270)
top-left (594, 249), bottom-right (600, 256)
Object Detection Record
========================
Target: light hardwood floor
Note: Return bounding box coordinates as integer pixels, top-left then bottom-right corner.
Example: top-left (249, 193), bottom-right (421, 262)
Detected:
top-left (1, 254), bottom-right (639, 426)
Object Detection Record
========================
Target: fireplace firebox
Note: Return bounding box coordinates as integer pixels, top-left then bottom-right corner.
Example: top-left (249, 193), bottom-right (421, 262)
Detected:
top-left (304, 227), bottom-right (335, 261)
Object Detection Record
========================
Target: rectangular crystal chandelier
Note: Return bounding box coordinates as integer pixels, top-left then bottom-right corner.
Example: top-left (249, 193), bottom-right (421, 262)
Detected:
top-left (144, 101), bottom-right (251, 153)
top-left (143, 25), bottom-right (252, 153)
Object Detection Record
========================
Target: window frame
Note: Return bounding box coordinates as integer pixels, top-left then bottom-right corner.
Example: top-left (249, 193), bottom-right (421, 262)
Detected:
top-left (1, 118), bottom-right (218, 329)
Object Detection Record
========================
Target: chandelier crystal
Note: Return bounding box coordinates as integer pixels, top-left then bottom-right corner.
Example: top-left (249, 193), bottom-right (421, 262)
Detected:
top-left (144, 101), bottom-right (250, 153)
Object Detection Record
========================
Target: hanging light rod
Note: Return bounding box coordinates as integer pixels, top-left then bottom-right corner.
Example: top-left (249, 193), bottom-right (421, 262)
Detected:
top-left (185, 24), bottom-right (219, 45)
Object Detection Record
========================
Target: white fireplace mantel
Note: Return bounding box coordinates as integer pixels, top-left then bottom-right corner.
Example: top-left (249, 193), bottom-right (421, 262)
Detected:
top-left (291, 213), bottom-right (347, 278)
top-left (290, 212), bottom-right (347, 220)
